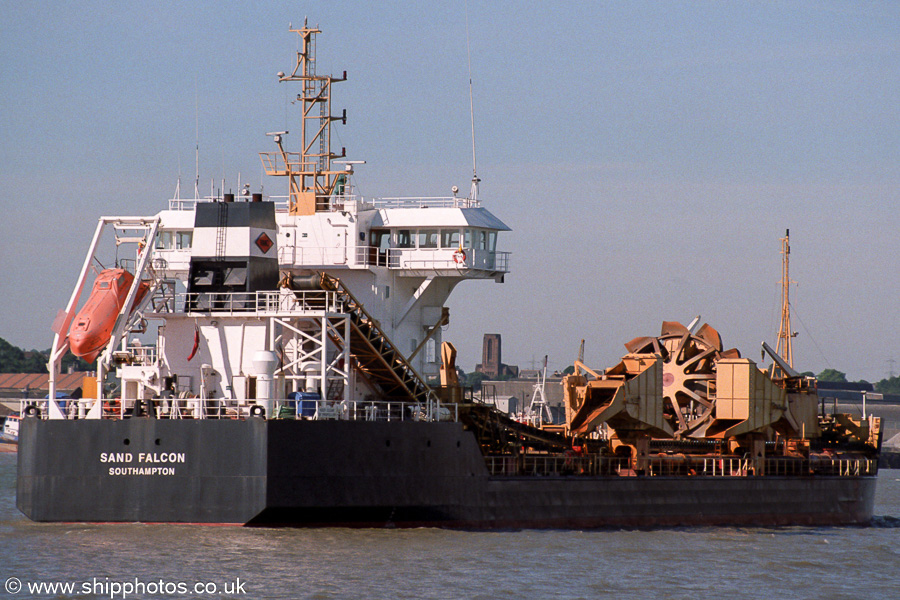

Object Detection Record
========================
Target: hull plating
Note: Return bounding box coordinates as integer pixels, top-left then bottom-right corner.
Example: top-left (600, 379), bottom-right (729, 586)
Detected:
top-left (17, 418), bottom-right (876, 527)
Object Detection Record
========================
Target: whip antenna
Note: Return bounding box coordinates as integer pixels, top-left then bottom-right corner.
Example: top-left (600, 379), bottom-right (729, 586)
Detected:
top-left (465, 0), bottom-right (479, 202)
top-left (194, 75), bottom-right (200, 199)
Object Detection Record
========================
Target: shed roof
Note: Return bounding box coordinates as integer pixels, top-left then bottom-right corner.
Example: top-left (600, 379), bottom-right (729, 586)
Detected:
top-left (0, 372), bottom-right (90, 393)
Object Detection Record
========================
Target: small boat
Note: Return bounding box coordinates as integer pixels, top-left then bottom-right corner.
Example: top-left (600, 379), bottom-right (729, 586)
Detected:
top-left (1, 414), bottom-right (19, 444)
top-left (68, 269), bottom-right (149, 363)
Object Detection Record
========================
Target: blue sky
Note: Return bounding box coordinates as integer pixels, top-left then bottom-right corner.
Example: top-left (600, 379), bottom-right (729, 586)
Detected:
top-left (2, 1), bottom-right (899, 381)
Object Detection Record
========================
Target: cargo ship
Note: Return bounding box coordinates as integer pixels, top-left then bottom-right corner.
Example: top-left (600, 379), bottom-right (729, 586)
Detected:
top-left (17, 23), bottom-right (881, 527)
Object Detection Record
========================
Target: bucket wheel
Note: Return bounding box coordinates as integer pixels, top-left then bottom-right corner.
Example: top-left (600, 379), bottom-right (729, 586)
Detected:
top-left (625, 321), bottom-right (739, 437)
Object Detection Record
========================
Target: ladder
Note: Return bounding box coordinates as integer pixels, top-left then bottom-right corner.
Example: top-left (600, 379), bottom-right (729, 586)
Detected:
top-left (319, 274), bottom-right (431, 404)
top-left (214, 202), bottom-right (228, 260)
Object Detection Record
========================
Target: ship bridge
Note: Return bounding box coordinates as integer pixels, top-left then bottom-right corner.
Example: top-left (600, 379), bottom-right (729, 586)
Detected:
top-left (267, 192), bottom-right (511, 279)
top-left (364, 199), bottom-right (510, 278)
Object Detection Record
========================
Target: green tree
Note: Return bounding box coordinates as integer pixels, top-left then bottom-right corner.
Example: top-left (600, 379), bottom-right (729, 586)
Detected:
top-left (0, 337), bottom-right (39, 372)
top-left (817, 368), bottom-right (847, 383)
top-left (464, 371), bottom-right (487, 391)
top-left (876, 376), bottom-right (900, 395)
top-left (0, 337), bottom-right (93, 373)
top-left (62, 353), bottom-right (94, 372)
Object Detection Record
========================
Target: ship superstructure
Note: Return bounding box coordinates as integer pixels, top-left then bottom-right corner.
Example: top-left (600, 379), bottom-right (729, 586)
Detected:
top-left (46, 22), bottom-right (509, 414)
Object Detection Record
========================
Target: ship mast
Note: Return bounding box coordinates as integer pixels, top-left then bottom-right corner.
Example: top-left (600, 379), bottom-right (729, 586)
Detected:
top-left (261, 21), bottom-right (346, 215)
top-left (774, 229), bottom-right (797, 376)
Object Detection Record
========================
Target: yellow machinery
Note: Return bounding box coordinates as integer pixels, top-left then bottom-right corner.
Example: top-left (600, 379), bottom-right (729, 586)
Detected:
top-left (563, 321), bottom-right (826, 463)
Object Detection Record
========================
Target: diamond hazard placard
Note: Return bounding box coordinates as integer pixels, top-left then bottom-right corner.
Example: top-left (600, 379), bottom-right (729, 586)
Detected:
top-left (255, 232), bottom-right (274, 254)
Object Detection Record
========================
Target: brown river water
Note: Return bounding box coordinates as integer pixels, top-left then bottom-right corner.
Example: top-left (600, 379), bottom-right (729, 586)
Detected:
top-left (1, 454), bottom-right (898, 600)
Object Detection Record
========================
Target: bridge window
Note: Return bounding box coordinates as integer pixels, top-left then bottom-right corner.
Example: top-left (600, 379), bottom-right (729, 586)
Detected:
top-left (396, 230), bottom-right (412, 248)
top-left (371, 229), bottom-right (390, 250)
top-left (155, 231), bottom-right (192, 250)
top-left (155, 231), bottom-right (174, 249)
top-left (441, 229), bottom-right (460, 249)
top-left (418, 229), bottom-right (438, 248)
top-left (176, 231), bottom-right (193, 249)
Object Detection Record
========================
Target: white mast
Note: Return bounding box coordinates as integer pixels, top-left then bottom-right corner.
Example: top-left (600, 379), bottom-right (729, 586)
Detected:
top-left (774, 229), bottom-right (797, 377)
top-left (528, 355), bottom-right (552, 427)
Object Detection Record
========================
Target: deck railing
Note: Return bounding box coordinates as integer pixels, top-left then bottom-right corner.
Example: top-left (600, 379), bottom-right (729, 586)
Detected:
top-left (275, 244), bottom-right (511, 273)
top-left (146, 289), bottom-right (344, 315)
top-left (484, 454), bottom-right (878, 478)
top-left (167, 194), bottom-right (479, 213)
top-left (18, 397), bottom-right (458, 423)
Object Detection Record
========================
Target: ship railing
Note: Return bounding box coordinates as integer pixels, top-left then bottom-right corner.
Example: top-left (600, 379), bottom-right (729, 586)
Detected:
top-left (167, 196), bottom-right (291, 212)
top-left (267, 195), bottom-right (367, 213)
top-left (700, 457), bottom-right (752, 476)
top-left (276, 195), bottom-right (478, 212)
top-left (276, 243), bottom-right (511, 273)
top-left (387, 248), bottom-right (510, 272)
top-left (809, 457), bottom-right (878, 476)
top-left (355, 247), bottom-right (510, 273)
top-left (16, 395), bottom-right (461, 422)
top-left (165, 194), bottom-right (479, 214)
top-left (485, 455), bottom-right (632, 477)
top-left (259, 152), bottom-right (319, 177)
top-left (268, 398), bottom-right (458, 422)
top-left (368, 196), bottom-right (480, 209)
top-left (18, 398), bottom-right (109, 420)
top-left (167, 198), bottom-right (199, 210)
top-left (118, 344), bottom-right (157, 366)
top-left (147, 290), bottom-right (346, 316)
top-left (484, 454), bottom-right (879, 478)
top-left (167, 196), bottom-right (258, 211)
top-left (702, 456), bottom-right (879, 477)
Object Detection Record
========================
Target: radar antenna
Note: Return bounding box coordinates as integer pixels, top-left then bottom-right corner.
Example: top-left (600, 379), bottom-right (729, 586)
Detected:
top-left (465, 1), bottom-right (480, 202)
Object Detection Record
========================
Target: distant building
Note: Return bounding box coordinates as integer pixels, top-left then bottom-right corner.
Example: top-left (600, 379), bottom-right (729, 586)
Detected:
top-left (475, 334), bottom-right (519, 379)
top-left (0, 372), bottom-right (90, 402)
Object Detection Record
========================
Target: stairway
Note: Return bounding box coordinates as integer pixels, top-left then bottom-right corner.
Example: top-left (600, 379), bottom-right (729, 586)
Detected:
top-left (319, 274), bottom-right (432, 404)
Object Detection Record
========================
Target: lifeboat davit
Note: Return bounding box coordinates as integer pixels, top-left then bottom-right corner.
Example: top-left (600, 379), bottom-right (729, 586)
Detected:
top-left (68, 269), bottom-right (150, 362)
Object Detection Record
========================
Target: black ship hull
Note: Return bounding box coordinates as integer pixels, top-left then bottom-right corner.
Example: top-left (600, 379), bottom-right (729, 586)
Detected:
top-left (17, 417), bottom-right (877, 527)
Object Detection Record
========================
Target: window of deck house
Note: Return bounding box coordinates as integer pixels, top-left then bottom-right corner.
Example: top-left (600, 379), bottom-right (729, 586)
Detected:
top-left (418, 229), bottom-right (438, 249)
top-left (396, 229), bottom-right (413, 248)
top-left (441, 229), bottom-right (460, 249)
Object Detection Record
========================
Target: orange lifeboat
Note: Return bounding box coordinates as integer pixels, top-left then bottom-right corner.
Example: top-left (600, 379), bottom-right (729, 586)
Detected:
top-left (68, 269), bottom-right (150, 362)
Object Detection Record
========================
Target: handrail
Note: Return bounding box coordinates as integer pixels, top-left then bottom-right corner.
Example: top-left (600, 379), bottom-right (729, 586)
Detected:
top-left (17, 397), bottom-right (458, 423)
top-left (166, 194), bottom-right (481, 212)
top-left (275, 244), bottom-right (511, 273)
top-left (144, 289), bottom-right (343, 315)
top-left (483, 454), bottom-right (879, 478)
